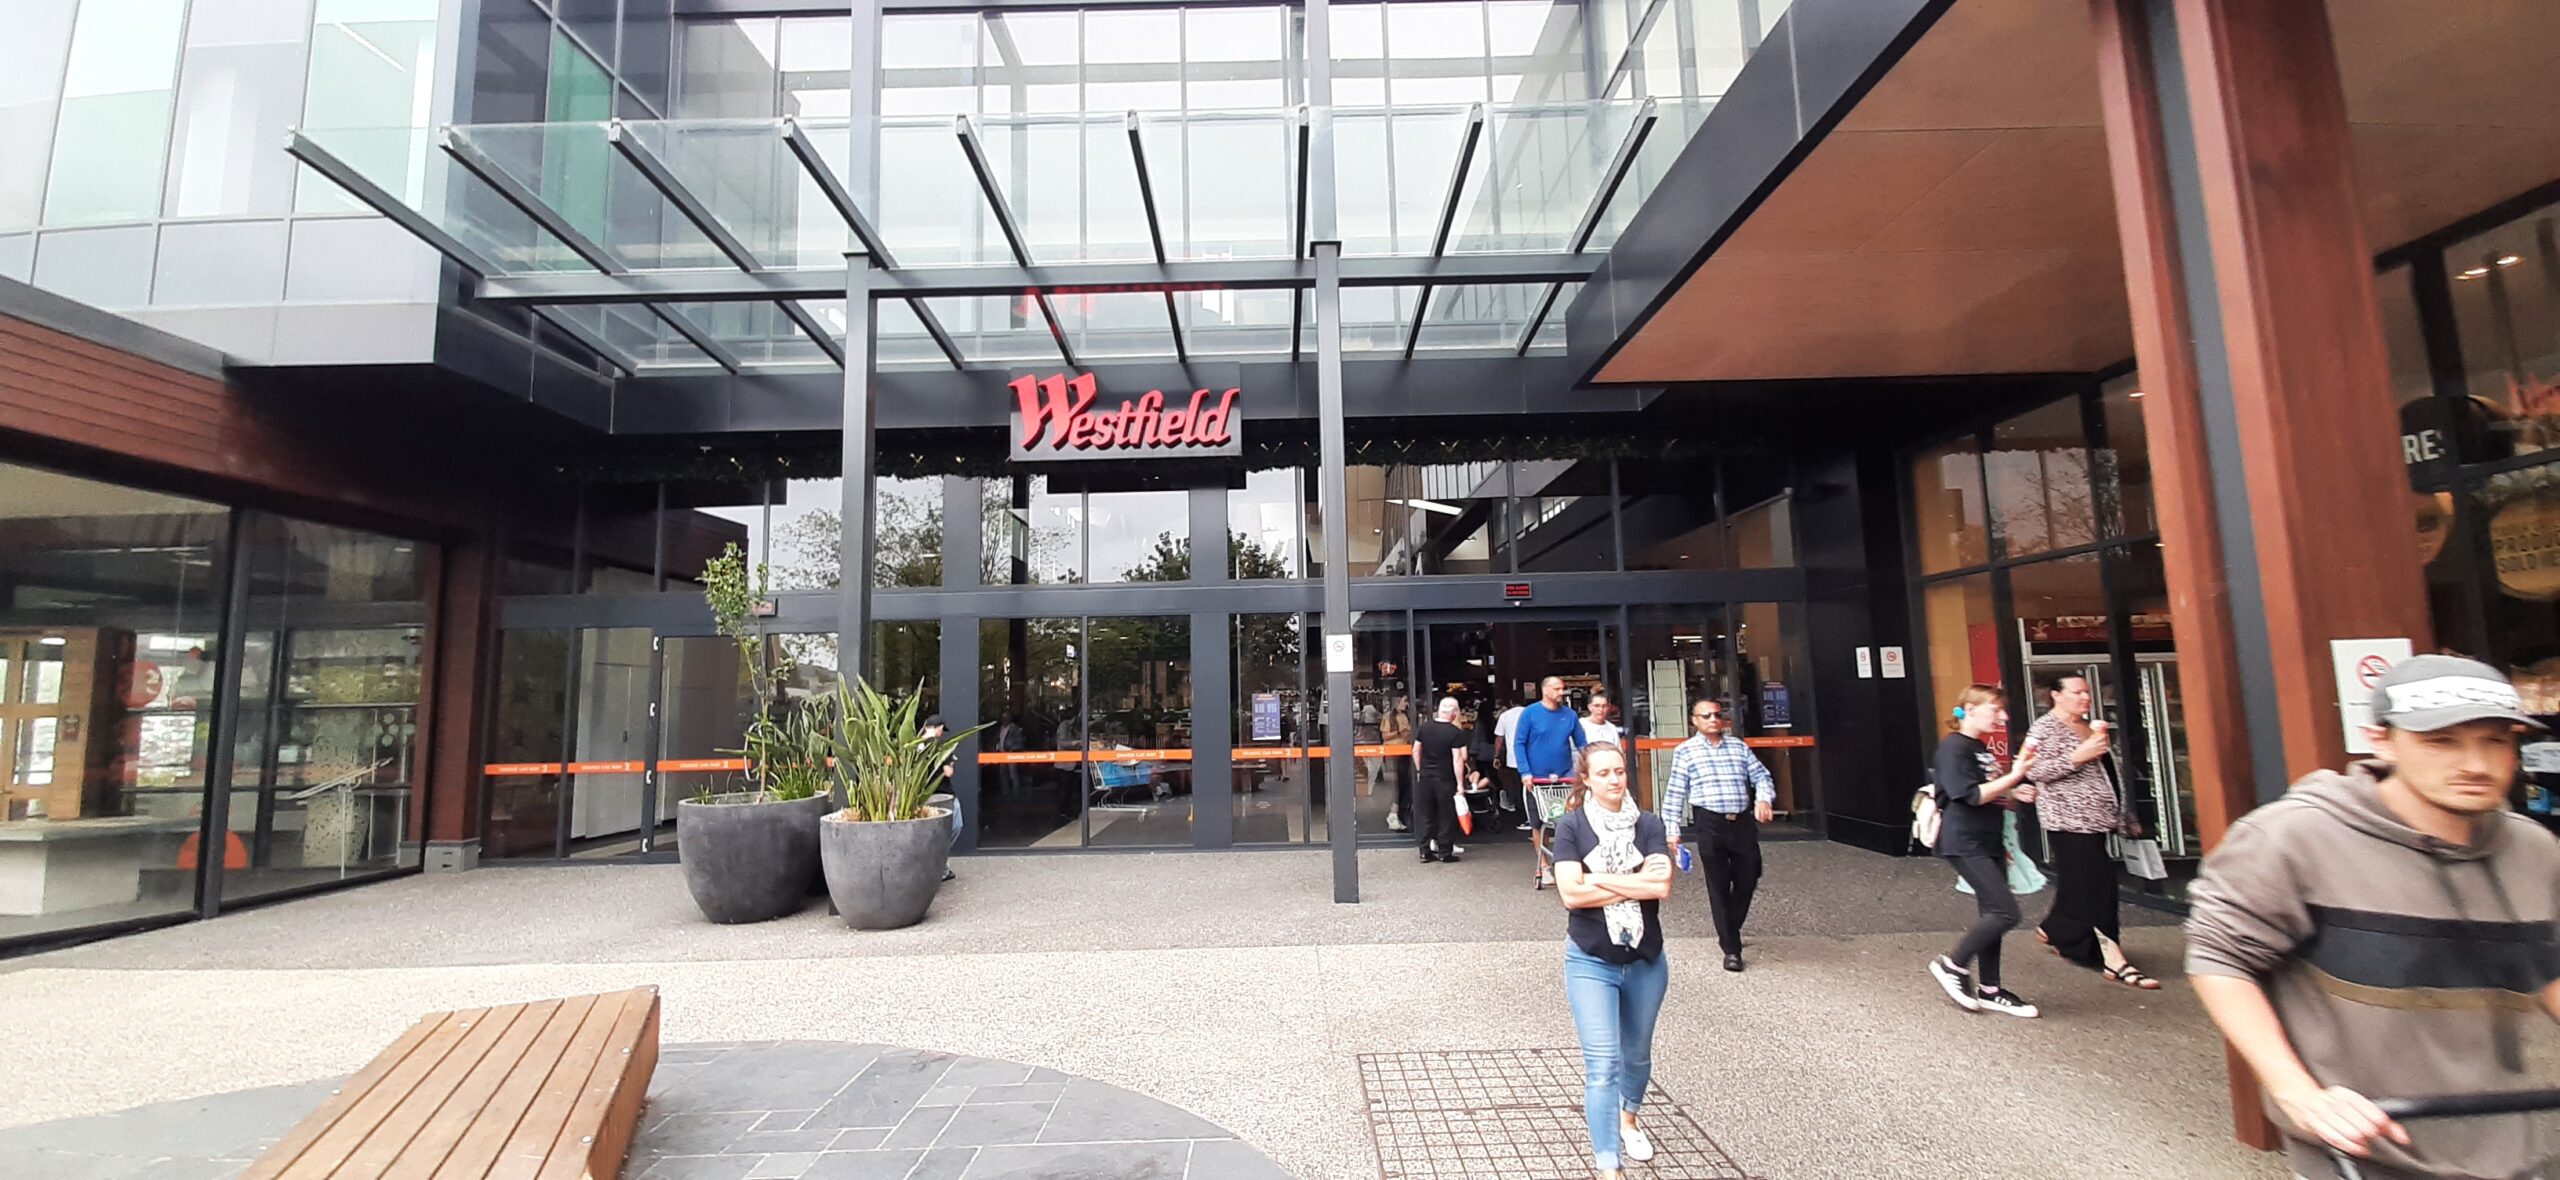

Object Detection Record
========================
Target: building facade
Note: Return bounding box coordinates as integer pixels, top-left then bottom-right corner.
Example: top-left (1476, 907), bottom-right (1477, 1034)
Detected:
top-left (0, 0), bottom-right (2551, 1061)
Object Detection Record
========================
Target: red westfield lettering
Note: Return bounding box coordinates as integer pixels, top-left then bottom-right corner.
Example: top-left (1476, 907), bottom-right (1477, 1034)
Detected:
top-left (1011, 373), bottom-right (1240, 453)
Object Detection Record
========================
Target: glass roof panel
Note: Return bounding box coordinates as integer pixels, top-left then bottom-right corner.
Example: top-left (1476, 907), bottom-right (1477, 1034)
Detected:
top-left (444, 122), bottom-right (736, 272)
top-left (1180, 288), bottom-right (1299, 360)
top-left (1052, 291), bottom-right (1179, 361)
top-left (1414, 282), bottom-right (1552, 353)
top-left (1454, 103), bottom-right (1645, 254)
top-left (970, 115), bottom-right (1157, 264)
top-left (919, 294), bottom-right (1072, 367)
top-left (876, 297), bottom-right (952, 369)
top-left (1336, 105), bottom-right (1483, 258)
top-left (629, 119), bottom-right (854, 269)
top-left (1586, 96), bottom-right (1712, 254)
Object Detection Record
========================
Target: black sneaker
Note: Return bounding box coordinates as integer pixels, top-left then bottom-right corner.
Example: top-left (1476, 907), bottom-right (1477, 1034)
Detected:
top-left (1928, 956), bottom-right (1979, 1012)
top-left (1420, 852), bottom-right (1441, 864)
top-left (1438, 851), bottom-right (1462, 864)
top-left (1975, 986), bottom-right (2040, 1019)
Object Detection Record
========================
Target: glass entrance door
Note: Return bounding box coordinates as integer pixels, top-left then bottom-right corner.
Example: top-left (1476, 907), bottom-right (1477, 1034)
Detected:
top-left (2020, 653), bottom-right (2195, 862)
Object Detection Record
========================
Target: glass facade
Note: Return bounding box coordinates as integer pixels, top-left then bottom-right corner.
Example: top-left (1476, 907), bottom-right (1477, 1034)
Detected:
top-left (0, 459), bottom-right (434, 945)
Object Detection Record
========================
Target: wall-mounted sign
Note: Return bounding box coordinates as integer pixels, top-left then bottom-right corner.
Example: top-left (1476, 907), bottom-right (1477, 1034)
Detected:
top-left (1010, 372), bottom-right (1242, 460)
top-left (2491, 491), bottom-right (2560, 600)
top-left (1503, 582), bottom-right (1532, 601)
top-left (2331, 637), bottom-right (2413, 754)
top-left (1878, 646), bottom-right (1907, 679)
top-left (1252, 692), bottom-right (1282, 741)
top-left (1760, 681), bottom-right (1792, 729)
top-left (1854, 648), bottom-right (1873, 679)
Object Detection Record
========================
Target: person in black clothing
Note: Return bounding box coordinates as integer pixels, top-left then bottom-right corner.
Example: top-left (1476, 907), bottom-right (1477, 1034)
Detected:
top-left (1412, 697), bottom-right (1471, 862)
top-left (922, 715), bottom-right (960, 883)
top-left (1924, 685), bottom-right (2044, 1019)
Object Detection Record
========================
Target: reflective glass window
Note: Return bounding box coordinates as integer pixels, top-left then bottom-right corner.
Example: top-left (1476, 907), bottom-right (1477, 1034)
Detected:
top-left (2448, 209), bottom-right (2560, 464)
top-left (1516, 461), bottom-right (1618, 573)
top-left (297, 0), bottom-right (442, 213)
top-left (557, 0), bottom-right (619, 70)
top-left (1920, 573), bottom-right (2001, 743)
top-left (166, 0), bottom-right (312, 218)
top-left (1230, 468), bottom-right (1304, 578)
top-left (2097, 373), bottom-right (2155, 539)
top-left (1911, 436), bottom-right (1990, 573)
top-left (675, 18), bottom-right (778, 118)
top-left (1233, 613), bottom-right (1308, 843)
top-left (1088, 490), bottom-right (1190, 583)
top-left (220, 514), bottom-right (429, 902)
top-left (624, 0), bottom-right (675, 113)
top-left (984, 475), bottom-right (1081, 585)
top-left (32, 225), bottom-right (156, 310)
top-left (978, 616), bottom-right (1082, 848)
top-left (778, 16), bottom-right (855, 119)
top-left (45, 0), bottom-right (187, 225)
top-left (0, 462), bottom-right (229, 940)
top-left (1086, 616), bottom-right (1191, 847)
top-left (0, 0), bottom-right (77, 231)
top-left (1986, 397), bottom-right (2097, 559)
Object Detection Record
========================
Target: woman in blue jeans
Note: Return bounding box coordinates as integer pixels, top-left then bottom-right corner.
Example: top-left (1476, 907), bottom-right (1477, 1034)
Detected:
top-left (1549, 741), bottom-right (1674, 1179)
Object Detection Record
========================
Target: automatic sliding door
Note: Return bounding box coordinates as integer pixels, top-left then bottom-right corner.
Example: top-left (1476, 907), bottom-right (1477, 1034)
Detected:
top-left (979, 617), bottom-right (1083, 849)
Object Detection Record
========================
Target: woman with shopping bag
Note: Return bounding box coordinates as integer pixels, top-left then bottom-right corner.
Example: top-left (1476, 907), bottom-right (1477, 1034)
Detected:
top-left (2023, 675), bottom-right (2159, 990)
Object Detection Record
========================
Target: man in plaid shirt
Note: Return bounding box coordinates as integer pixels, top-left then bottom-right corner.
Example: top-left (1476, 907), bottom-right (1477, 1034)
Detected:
top-left (1661, 697), bottom-right (1776, 973)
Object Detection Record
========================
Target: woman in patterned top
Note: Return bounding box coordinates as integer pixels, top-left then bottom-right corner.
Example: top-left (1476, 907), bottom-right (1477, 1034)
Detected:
top-left (2024, 674), bottom-right (2158, 989)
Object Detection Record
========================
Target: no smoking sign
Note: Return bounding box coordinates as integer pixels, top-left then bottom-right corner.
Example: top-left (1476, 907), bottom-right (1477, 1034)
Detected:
top-left (2332, 638), bottom-right (2414, 754)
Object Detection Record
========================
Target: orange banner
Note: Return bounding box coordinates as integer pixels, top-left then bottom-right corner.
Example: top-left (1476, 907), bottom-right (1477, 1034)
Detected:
top-left (1632, 736), bottom-right (1814, 751)
top-left (564, 760), bottom-right (646, 774)
top-left (659, 758), bottom-right (749, 773)
top-left (483, 762), bottom-right (562, 776)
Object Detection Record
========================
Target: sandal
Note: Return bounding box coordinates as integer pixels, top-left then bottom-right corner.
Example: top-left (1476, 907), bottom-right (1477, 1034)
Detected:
top-left (2035, 929), bottom-right (2060, 957)
top-left (2105, 964), bottom-right (2162, 990)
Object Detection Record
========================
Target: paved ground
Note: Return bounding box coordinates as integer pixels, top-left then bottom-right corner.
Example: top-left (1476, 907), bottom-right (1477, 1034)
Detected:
top-left (0, 836), bottom-right (2325, 1179)
top-left (0, 1042), bottom-right (1287, 1180)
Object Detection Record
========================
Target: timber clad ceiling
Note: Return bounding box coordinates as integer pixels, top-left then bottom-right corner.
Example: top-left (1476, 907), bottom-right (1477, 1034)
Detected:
top-left (1598, 0), bottom-right (2560, 384)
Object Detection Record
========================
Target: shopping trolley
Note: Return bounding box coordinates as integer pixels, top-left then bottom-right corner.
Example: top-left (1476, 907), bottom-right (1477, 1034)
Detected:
top-left (1526, 776), bottom-right (1574, 891)
top-left (2327, 1089), bottom-right (2560, 1179)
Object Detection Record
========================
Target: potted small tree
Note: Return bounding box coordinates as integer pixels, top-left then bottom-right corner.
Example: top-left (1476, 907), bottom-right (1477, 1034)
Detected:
top-left (676, 544), bottom-right (832, 924)
top-left (817, 679), bottom-right (984, 929)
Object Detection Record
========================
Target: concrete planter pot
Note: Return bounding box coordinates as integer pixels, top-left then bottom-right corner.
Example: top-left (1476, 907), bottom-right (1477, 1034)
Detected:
top-left (819, 807), bottom-right (951, 930)
top-left (676, 793), bottom-right (829, 924)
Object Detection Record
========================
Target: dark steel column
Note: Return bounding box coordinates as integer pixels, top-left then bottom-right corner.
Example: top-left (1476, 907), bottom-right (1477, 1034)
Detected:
top-left (196, 509), bottom-right (255, 917)
top-left (1307, 0), bottom-right (1358, 902)
top-left (840, 255), bottom-right (881, 681)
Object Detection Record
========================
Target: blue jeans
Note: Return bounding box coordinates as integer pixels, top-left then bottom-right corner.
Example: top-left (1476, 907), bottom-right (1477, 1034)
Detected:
top-left (1564, 943), bottom-right (1670, 1170)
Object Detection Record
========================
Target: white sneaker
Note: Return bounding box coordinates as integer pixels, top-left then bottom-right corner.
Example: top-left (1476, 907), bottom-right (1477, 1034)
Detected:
top-left (1386, 812), bottom-right (1406, 832)
top-left (1451, 845), bottom-right (1466, 855)
top-left (1929, 955), bottom-right (1980, 1012)
top-left (1620, 1125), bottom-right (1654, 1163)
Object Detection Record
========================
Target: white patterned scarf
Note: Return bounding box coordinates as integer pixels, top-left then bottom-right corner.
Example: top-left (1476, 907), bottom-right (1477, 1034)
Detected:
top-left (1584, 795), bottom-right (1647, 949)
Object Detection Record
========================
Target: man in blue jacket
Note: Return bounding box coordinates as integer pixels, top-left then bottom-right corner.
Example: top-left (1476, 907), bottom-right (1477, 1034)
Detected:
top-left (1512, 676), bottom-right (1588, 785)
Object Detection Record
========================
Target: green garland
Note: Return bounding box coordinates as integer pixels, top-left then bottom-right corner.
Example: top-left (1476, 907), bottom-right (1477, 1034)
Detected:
top-left (557, 427), bottom-right (1754, 486)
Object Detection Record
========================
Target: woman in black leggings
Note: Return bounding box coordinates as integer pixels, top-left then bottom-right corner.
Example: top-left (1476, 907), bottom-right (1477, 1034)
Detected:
top-left (1925, 684), bottom-right (2044, 1019)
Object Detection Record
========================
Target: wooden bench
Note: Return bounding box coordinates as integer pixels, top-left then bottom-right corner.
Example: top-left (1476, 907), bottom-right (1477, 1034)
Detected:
top-left (243, 987), bottom-right (660, 1180)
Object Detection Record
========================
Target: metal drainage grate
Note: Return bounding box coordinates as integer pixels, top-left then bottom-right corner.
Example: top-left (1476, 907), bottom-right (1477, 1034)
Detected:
top-left (1357, 1048), bottom-right (1753, 1180)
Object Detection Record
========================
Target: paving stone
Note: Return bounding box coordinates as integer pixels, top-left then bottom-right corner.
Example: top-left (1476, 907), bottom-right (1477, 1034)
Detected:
top-left (753, 1110), bottom-right (816, 1133)
top-left (1037, 1081), bottom-right (1225, 1144)
top-left (960, 1141), bottom-right (1191, 1180)
top-left (929, 1102), bottom-right (1049, 1148)
top-left (806, 1051), bottom-right (955, 1130)
top-left (726, 1129), bottom-right (840, 1155)
top-left (798, 1148), bottom-right (924, 1178)
top-left (937, 1058), bottom-right (1034, 1088)
top-left (638, 1155), bottom-right (762, 1180)
top-left (879, 1105), bottom-right (957, 1150)
top-left (657, 1043), bottom-right (879, 1114)
top-left (827, 1128), bottom-right (891, 1152)
top-left (918, 1084), bottom-right (973, 1107)
top-left (745, 1152), bottom-right (821, 1179)
top-left (963, 1083), bottom-right (1063, 1106)
top-left (904, 1146), bottom-right (976, 1180)
top-left (640, 1112), bottom-right (767, 1156)
top-left (1182, 1138), bottom-right (1294, 1179)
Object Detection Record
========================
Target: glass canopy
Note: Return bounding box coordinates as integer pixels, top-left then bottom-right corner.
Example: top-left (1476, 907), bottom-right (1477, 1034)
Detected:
top-left (289, 99), bottom-right (1691, 373)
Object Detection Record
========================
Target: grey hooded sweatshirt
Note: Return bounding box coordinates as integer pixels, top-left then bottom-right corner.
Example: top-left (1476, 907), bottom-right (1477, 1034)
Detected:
top-left (2188, 763), bottom-right (2560, 1180)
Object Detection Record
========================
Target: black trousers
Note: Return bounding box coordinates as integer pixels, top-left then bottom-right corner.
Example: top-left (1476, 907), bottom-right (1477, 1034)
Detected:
top-left (1414, 774), bottom-right (1458, 855)
top-left (1946, 853), bottom-right (2019, 988)
top-left (1691, 810), bottom-right (1764, 954)
top-left (2038, 830), bottom-right (2120, 970)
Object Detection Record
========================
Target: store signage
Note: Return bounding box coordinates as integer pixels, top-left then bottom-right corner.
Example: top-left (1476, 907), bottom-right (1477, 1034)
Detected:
top-left (1010, 372), bottom-right (1242, 460)
top-left (1252, 693), bottom-right (1282, 741)
top-left (1878, 646), bottom-right (1907, 679)
top-left (2331, 637), bottom-right (2414, 754)
top-left (2491, 493), bottom-right (2560, 600)
top-left (1503, 582), bottom-right (1533, 601)
top-left (1854, 647), bottom-right (1873, 679)
top-left (1761, 681), bottom-right (1792, 729)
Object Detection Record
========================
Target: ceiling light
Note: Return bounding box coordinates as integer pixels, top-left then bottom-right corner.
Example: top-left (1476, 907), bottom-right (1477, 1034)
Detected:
top-left (2459, 266), bottom-right (2492, 280)
top-left (2497, 254), bottom-right (2524, 267)
top-left (39, 636), bottom-right (67, 646)
top-left (2129, 389), bottom-right (2145, 398)
top-left (1387, 497), bottom-right (1464, 516)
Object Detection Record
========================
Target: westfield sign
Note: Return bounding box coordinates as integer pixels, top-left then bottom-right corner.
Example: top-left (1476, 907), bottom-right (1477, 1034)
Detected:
top-left (1009, 372), bottom-right (1243, 460)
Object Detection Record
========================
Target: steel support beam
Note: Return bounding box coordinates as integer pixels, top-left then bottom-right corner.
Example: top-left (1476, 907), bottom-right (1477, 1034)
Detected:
top-left (1124, 111), bottom-right (1187, 364)
top-left (1305, 0), bottom-right (1357, 905)
top-left (1517, 99), bottom-right (1658, 355)
top-left (784, 115), bottom-right (964, 367)
top-left (610, 119), bottom-right (760, 270)
top-left (839, 255), bottom-right (880, 682)
top-left (956, 114), bottom-right (1077, 369)
top-left (781, 301), bottom-right (849, 366)
top-left (1292, 106), bottom-right (1312, 364)
top-left (287, 129), bottom-right (634, 375)
top-left (475, 253), bottom-right (1600, 305)
top-left (1403, 104), bottom-right (1486, 360)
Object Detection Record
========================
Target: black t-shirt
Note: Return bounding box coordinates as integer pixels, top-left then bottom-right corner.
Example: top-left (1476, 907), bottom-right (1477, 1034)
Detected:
top-left (1550, 806), bottom-right (1669, 964)
top-left (1415, 719), bottom-right (1468, 784)
top-left (1932, 732), bottom-right (2006, 858)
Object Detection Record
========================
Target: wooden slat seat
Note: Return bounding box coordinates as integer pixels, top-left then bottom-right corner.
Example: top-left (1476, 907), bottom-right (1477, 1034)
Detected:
top-left (243, 987), bottom-right (660, 1180)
